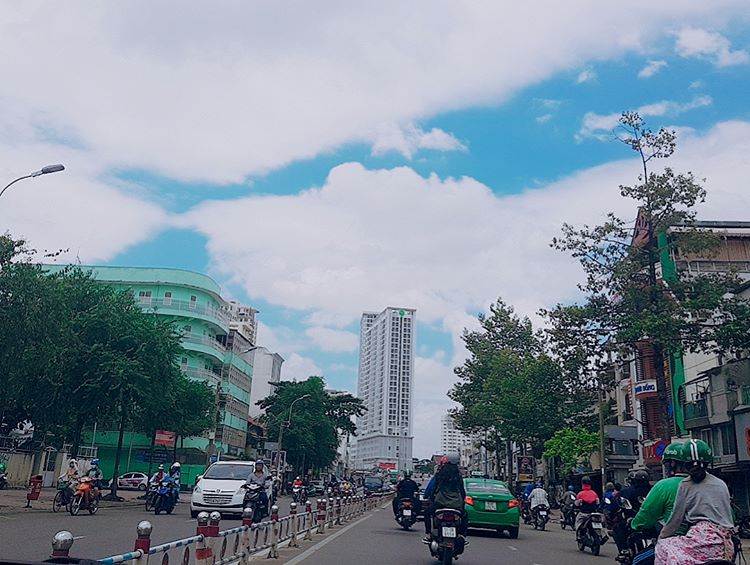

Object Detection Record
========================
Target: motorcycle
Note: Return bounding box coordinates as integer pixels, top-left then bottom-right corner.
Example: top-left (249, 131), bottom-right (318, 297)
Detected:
top-left (576, 511), bottom-right (607, 556)
top-left (154, 478), bottom-right (176, 515)
top-left (395, 498), bottom-right (417, 530)
top-left (292, 485), bottom-right (307, 503)
top-left (532, 504), bottom-right (550, 531)
top-left (560, 506), bottom-right (577, 530)
top-left (69, 477), bottom-right (98, 516)
top-left (0, 462), bottom-right (7, 490)
top-left (521, 499), bottom-right (532, 524)
top-left (424, 508), bottom-right (466, 564)
top-left (145, 482), bottom-right (158, 512)
top-left (242, 483), bottom-right (268, 521)
top-left (53, 479), bottom-right (76, 513)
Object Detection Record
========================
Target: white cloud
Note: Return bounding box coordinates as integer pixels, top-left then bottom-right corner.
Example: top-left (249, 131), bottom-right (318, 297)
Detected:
top-left (371, 123), bottom-right (466, 159)
top-left (305, 327), bottom-right (359, 353)
top-left (578, 95), bottom-right (713, 140)
top-left (675, 27), bottom-right (749, 67)
top-left (577, 68), bottom-right (597, 83)
top-left (536, 113), bottom-right (553, 124)
top-left (413, 354), bottom-right (461, 457)
top-left (281, 353), bottom-right (323, 382)
top-left (638, 59), bottom-right (668, 78)
top-left (535, 98), bottom-right (563, 110)
top-left (0, 3), bottom-right (747, 186)
top-left (689, 80), bottom-right (705, 89)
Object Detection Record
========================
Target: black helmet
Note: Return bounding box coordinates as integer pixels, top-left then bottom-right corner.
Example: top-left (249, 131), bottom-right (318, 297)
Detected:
top-left (629, 469), bottom-right (649, 484)
top-left (581, 476), bottom-right (591, 485)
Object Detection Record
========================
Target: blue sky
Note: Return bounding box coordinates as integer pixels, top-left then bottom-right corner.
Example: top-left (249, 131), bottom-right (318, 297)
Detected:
top-left (2, 3), bottom-right (750, 456)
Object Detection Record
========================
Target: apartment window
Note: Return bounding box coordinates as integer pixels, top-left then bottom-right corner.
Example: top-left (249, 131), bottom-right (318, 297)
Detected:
top-left (720, 424), bottom-right (736, 455)
top-left (138, 290), bottom-right (152, 305)
top-left (180, 357), bottom-right (188, 369)
top-left (189, 295), bottom-right (197, 309)
top-left (163, 291), bottom-right (172, 305)
top-left (184, 325), bottom-right (192, 334)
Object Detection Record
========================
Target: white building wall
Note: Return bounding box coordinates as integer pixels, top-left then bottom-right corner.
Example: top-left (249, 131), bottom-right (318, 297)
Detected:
top-left (248, 347), bottom-right (284, 417)
top-left (356, 307), bottom-right (415, 471)
top-left (440, 414), bottom-right (473, 455)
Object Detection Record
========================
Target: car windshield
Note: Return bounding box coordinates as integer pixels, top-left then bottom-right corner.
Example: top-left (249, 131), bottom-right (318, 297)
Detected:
top-left (365, 477), bottom-right (383, 487)
top-left (465, 482), bottom-right (510, 495)
top-left (203, 464), bottom-right (253, 480)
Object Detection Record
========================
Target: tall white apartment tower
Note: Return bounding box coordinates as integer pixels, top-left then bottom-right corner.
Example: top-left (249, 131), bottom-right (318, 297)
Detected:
top-left (440, 413), bottom-right (473, 455)
top-left (355, 307), bottom-right (415, 471)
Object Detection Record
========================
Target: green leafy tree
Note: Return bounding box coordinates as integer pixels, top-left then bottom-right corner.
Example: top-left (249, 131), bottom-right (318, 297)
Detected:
top-left (545, 112), bottom-right (750, 440)
top-left (544, 427), bottom-right (600, 476)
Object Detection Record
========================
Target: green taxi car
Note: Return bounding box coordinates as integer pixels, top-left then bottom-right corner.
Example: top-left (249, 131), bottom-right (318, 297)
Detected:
top-left (463, 478), bottom-right (520, 538)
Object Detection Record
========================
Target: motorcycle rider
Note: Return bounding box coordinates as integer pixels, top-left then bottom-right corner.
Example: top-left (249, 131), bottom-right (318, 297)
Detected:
top-left (392, 469), bottom-right (420, 517)
top-left (245, 459), bottom-right (273, 517)
top-left (617, 441), bottom-right (690, 565)
top-left (655, 439), bottom-right (734, 564)
top-left (422, 457), bottom-right (445, 541)
top-left (169, 462), bottom-right (181, 503)
top-left (620, 470), bottom-right (652, 515)
top-left (150, 464), bottom-right (167, 486)
top-left (574, 476), bottom-right (601, 542)
top-left (61, 459), bottom-right (80, 483)
top-left (86, 458), bottom-right (104, 504)
top-left (560, 485), bottom-right (577, 527)
top-left (424, 453), bottom-right (467, 547)
top-left (529, 481), bottom-right (550, 523)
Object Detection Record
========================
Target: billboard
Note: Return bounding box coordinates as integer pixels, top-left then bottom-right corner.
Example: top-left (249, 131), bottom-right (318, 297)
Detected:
top-left (516, 455), bottom-right (536, 482)
top-left (154, 430), bottom-right (176, 447)
top-left (735, 411), bottom-right (750, 462)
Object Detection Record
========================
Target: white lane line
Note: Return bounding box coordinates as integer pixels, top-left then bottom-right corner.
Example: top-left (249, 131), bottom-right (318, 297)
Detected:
top-left (282, 513), bottom-right (374, 565)
top-left (508, 545), bottom-right (518, 551)
top-left (73, 536), bottom-right (86, 540)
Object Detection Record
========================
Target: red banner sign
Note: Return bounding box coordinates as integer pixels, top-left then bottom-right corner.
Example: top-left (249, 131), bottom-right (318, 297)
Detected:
top-left (155, 430), bottom-right (176, 447)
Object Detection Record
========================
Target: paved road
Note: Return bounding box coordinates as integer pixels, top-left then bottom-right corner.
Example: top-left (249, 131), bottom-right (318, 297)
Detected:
top-left (282, 505), bottom-right (616, 565)
top-left (0, 492), bottom-right (294, 561)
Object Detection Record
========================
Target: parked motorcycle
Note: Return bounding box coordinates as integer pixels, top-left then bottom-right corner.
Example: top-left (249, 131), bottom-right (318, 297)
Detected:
top-left (242, 483), bottom-right (268, 521)
top-left (154, 477), bottom-right (176, 515)
top-left (395, 498), bottom-right (417, 530)
top-left (576, 512), bottom-right (607, 556)
top-left (424, 508), bottom-right (466, 564)
top-left (53, 479), bottom-right (76, 513)
top-left (532, 504), bottom-right (550, 531)
top-left (69, 477), bottom-right (98, 516)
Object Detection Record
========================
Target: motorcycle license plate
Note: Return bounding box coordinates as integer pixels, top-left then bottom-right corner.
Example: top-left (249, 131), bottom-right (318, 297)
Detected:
top-left (485, 501), bottom-right (496, 511)
top-left (403, 509), bottom-right (412, 516)
top-left (442, 526), bottom-right (457, 538)
top-left (593, 522), bottom-right (603, 529)
top-left (540, 510), bottom-right (547, 515)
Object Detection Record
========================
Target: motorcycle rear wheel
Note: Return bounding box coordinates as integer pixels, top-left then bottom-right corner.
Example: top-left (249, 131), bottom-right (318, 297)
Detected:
top-left (577, 540), bottom-right (585, 552)
top-left (538, 518), bottom-right (546, 531)
top-left (70, 495), bottom-right (82, 516)
top-left (88, 497), bottom-right (98, 515)
top-left (441, 549), bottom-right (453, 565)
top-left (145, 494), bottom-right (154, 512)
top-left (591, 537), bottom-right (600, 556)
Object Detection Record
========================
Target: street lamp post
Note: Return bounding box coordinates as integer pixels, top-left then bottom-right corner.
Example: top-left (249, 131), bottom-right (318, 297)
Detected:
top-left (0, 164), bottom-right (65, 200)
top-left (276, 394), bottom-right (311, 484)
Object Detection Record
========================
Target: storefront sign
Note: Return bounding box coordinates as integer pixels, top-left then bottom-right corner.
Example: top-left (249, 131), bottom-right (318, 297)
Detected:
top-left (734, 411), bottom-right (750, 462)
top-left (634, 380), bottom-right (657, 397)
top-left (642, 440), bottom-right (669, 464)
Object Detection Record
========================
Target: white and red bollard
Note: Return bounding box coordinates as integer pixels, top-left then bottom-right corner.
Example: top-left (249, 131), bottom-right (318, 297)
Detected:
top-left (133, 521), bottom-right (153, 565)
top-left (195, 512), bottom-right (213, 565)
top-left (267, 505), bottom-right (280, 559)
top-left (304, 500), bottom-right (314, 540)
top-left (317, 499), bottom-right (326, 534)
top-left (335, 497), bottom-right (342, 525)
top-left (51, 531), bottom-right (74, 559)
top-left (289, 502), bottom-right (299, 547)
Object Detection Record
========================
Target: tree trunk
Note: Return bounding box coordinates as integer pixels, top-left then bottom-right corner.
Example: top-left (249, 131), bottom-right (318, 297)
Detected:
top-left (147, 429), bottom-right (156, 479)
top-left (70, 417), bottom-right (84, 457)
top-left (107, 401), bottom-right (127, 500)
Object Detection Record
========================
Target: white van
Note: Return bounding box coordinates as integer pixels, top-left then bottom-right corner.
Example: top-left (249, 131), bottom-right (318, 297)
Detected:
top-left (190, 460), bottom-right (255, 518)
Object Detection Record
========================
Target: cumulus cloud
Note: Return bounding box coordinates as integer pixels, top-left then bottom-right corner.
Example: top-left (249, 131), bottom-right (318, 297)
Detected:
top-left (638, 59), bottom-right (668, 78)
top-left (281, 353), bottom-right (323, 382)
top-left (577, 68), bottom-right (597, 83)
top-left (578, 95), bottom-right (713, 140)
top-left (536, 113), bottom-right (553, 124)
top-left (1, 2), bottom-right (747, 185)
top-left (304, 327), bottom-right (360, 353)
top-left (371, 123), bottom-right (466, 159)
top-left (675, 27), bottom-right (750, 67)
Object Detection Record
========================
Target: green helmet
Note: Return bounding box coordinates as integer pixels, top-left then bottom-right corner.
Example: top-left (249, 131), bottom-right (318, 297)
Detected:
top-left (684, 439), bottom-right (712, 464)
top-left (662, 441), bottom-right (689, 463)
top-left (403, 469), bottom-right (412, 478)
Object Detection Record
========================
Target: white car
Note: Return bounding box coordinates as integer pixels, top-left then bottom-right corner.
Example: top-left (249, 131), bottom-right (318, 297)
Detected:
top-left (109, 472), bottom-right (149, 491)
top-left (190, 461), bottom-right (255, 518)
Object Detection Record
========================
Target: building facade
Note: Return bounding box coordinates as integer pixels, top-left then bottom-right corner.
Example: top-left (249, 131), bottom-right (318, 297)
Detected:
top-left (440, 413), bottom-right (473, 455)
top-left (248, 347), bottom-right (284, 417)
top-left (44, 265), bottom-right (261, 481)
top-left (355, 307), bottom-right (415, 471)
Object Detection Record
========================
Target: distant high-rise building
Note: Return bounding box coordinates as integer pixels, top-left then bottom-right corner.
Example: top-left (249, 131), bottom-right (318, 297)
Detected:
top-left (440, 413), bottom-right (473, 455)
top-left (247, 347), bottom-right (284, 418)
top-left (355, 307), bottom-right (415, 471)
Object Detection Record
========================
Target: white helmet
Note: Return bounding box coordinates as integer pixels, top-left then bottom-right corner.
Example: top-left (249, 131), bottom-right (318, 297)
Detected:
top-left (171, 462), bottom-right (181, 468)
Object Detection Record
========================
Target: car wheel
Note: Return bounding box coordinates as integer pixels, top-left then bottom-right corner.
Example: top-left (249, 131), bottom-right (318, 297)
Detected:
top-left (508, 527), bottom-right (519, 539)
top-left (138, 483), bottom-right (147, 491)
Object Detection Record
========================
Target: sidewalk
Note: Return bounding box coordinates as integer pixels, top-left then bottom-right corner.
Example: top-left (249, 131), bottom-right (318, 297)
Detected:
top-left (0, 486), bottom-right (143, 514)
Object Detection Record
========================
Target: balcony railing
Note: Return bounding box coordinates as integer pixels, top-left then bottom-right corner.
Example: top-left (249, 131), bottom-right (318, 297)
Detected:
top-left (184, 367), bottom-right (221, 384)
top-left (183, 333), bottom-right (226, 356)
top-left (140, 297), bottom-right (229, 325)
top-left (684, 398), bottom-right (708, 420)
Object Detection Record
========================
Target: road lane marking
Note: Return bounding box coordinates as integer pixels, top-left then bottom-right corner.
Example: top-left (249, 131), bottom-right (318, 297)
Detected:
top-left (73, 536), bottom-right (86, 540)
top-left (508, 545), bottom-right (518, 551)
top-left (281, 513), bottom-right (374, 565)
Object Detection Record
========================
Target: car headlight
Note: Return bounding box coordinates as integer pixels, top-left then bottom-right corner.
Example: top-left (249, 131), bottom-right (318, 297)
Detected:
top-left (194, 485), bottom-right (201, 494)
top-left (236, 487), bottom-right (246, 495)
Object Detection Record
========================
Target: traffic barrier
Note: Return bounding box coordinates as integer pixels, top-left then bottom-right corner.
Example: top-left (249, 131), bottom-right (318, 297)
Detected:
top-left (52, 492), bottom-right (393, 564)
